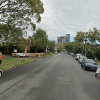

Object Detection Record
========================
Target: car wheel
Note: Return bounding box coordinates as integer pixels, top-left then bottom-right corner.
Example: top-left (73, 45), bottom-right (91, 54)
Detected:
top-left (25, 55), bottom-right (27, 57)
top-left (17, 55), bottom-right (19, 57)
top-left (0, 71), bottom-right (2, 77)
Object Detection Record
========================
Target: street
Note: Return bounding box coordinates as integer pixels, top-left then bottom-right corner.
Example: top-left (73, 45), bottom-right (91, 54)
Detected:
top-left (0, 52), bottom-right (100, 100)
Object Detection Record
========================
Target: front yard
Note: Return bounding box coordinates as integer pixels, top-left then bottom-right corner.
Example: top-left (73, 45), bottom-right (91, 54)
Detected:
top-left (0, 58), bottom-right (33, 70)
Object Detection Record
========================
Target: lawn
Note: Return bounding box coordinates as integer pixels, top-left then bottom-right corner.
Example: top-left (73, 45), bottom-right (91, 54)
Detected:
top-left (44, 53), bottom-right (54, 57)
top-left (0, 59), bottom-right (33, 69)
top-left (2, 58), bottom-right (20, 63)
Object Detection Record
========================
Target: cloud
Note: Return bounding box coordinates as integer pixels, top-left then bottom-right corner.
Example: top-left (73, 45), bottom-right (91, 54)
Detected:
top-left (35, 0), bottom-right (100, 41)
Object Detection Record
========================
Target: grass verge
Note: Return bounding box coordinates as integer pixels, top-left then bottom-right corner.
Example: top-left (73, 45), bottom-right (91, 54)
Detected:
top-left (44, 53), bottom-right (54, 57)
top-left (96, 60), bottom-right (100, 66)
top-left (0, 59), bottom-right (33, 69)
top-left (2, 58), bottom-right (20, 63)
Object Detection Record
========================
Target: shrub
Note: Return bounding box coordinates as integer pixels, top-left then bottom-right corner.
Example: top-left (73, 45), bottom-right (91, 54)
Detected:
top-left (57, 49), bottom-right (61, 53)
top-left (95, 47), bottom-right (100, 60)
top-left (86, 50), bottom-right (95, 59)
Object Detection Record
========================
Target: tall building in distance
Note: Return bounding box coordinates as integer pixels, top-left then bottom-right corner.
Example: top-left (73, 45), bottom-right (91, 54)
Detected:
top-left (66, 34), bottom-right (70, 43)
top-left (57, 34), bottom-right (70, 45)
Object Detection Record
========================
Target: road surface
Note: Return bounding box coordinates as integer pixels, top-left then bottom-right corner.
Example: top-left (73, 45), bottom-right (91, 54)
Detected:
top-left (0, 52), bottom-right (100, 100)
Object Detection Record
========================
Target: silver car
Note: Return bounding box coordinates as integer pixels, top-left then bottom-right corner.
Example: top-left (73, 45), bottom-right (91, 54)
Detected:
top-left (78, 56), bottom-right (87, 64)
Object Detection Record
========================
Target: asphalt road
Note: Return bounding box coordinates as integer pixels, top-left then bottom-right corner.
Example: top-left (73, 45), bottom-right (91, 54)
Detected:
top-left (0, 52), bottom-right (100, 100)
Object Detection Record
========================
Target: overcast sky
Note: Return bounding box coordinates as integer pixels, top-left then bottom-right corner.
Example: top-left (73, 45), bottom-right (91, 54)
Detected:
top-left (36, 0), bottom-right (100, 41)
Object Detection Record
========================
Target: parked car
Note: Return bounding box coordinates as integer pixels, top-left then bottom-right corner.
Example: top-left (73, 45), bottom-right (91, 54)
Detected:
top-left (0, 69), bottom-right (3, 77)
top-left (75, 54), bottom-right (82, 60)
top-left (70, 53), bottom-right (75, 56)
top-left (16, 53), bottom-right (28, 57)
top-left (54, 52), bottom-right (58, 54)
top-left (78, 56), bottom-right (87, 64)
top-left (81, 59), bottom-right (98, 71)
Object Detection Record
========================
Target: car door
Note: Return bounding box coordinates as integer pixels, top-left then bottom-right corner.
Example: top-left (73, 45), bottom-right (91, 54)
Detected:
top-left (81, 59), bottom-right (84, 67)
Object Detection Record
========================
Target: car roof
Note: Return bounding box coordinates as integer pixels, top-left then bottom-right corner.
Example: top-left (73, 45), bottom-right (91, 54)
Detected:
top-left (85, 59), bottom-right (94, 62)
top-left (76, 54), bottom-right (81, 55)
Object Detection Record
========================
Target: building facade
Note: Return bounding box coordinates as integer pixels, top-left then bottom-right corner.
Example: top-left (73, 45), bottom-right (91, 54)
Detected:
top-left (57, 34), bottom-right (70, 45)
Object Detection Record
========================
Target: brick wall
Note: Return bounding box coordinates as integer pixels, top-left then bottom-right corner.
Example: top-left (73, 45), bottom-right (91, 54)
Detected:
top-left (12, 53), bottom-right (46, 57)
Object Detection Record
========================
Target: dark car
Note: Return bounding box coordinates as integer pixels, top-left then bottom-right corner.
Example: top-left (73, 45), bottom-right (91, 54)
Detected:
top-left (81, 59), bottom-right (98, 71)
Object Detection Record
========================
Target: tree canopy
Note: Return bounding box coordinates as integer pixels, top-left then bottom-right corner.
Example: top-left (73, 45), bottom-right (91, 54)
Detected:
top-left (48, 40), bottom-right (55, 52)
top-left (0, 0), bottom-right (44, 31)
top-left (88, 28), bottom-right (100, 44)
top-left (74, 31), bottom-right (84, 43)
top-left (33, 28), bottom-right (48, 52)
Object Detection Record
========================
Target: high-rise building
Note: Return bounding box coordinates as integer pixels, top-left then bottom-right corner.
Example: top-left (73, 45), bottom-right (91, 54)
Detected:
top-left (57, 34), bottom-right (70, 45)
top-left (66, 34), bottom-right (70, 43)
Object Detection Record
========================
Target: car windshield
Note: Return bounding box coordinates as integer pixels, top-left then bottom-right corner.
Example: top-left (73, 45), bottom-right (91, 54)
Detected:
top-left (77, 54), bottom-right (81, 56)
top-left (86, 59), bottom-right (95, 63)
top-left (79, 56), bottom-right (84, 59)
top-left (83, 56), bottom-right (87, 59)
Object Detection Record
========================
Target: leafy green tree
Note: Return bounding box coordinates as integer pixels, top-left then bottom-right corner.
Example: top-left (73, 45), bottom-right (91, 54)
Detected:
top-left (57, 49), bottom-right (61, 53)
top-left (86, 50), bottom-right (95, 59)
top-left (65, 42), bottom-right (84, 54)
top-left (57, 43), bottom-right (65, 50)
top-left (74, 31), bottom-right (89, 56)
top-left (65, 42), bottom-right (73, 52)
top-left (74, 31), bottom-right (85, 43)
top-left (33, 28), bottom-right (48, 52)
top-left (88, 27), bottom-right (100, 44)
top-left (0, 0), bottom-right (44, 31)
top-left (94, 47), bottom-right (100, 60)
top-left (27, 36), bottom-right (36, 47)
top-left (0, 24), bottom-right (23, 45)
top-left (48, 40), bottom-right (55, 52)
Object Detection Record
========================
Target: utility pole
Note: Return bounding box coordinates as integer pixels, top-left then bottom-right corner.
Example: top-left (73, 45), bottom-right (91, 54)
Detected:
top-left (84, 32), bottom-right (88, 56)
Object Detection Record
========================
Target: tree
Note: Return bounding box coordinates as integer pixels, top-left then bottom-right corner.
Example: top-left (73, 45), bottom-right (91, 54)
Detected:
top-left (74, 31), bottom-right (84, 43)
top-left (27, 36), bottom-right (36, 47)
top-left (33, 28), bottom-right (48, 52)
top-left (57, 43), bottom-right (65, 50)
top-left (25, 36), bottom-right (36, 53)
top-left (0, 24), bottom-right (23, 45)
top-left (65, 42), bottom-right (73, 52)
top-left (0, 0), bottom-right (44, 32)
top-left (65, 42), bottom-right (84, 54)
top-left (95, 47), bottom-right (100, 60)
top-left (86, 50), bottom-right (95, 59)
top-left (48, 40), bottom-right (55, 52)
top-left (88, 27), bottom-right (100, 45)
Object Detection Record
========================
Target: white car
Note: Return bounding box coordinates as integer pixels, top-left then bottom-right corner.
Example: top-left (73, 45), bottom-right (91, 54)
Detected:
top-left (0, 69), bottom-right (3, 77)
top-left (78, 56), bottom-right (87, 64)
top-left (75, 54), bottom-right (82, 60)
top-left (16, 53), bottom-right (28, 57)
top-left (54, 52), bottom-right (58, 54)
